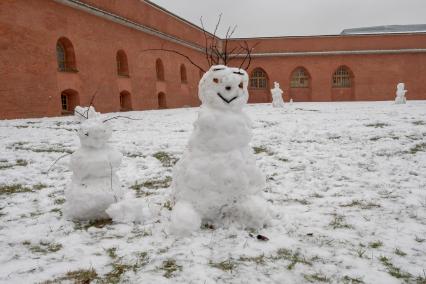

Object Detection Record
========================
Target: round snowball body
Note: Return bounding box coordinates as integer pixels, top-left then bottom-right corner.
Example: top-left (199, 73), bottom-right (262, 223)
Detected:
top-left (65, 106), bottom-right (124, 221)
top-left (172, 65), bottom-right (269, 230)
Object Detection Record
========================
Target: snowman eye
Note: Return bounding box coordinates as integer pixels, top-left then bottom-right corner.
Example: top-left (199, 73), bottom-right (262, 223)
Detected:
top-left (213, 78), bottom-right (219, 84)
top-left (239, 82), bottom-right (243, 89)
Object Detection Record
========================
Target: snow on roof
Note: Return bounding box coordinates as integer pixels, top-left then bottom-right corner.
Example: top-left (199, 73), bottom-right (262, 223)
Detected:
top-left (341, 24), bottom-right (426, 35)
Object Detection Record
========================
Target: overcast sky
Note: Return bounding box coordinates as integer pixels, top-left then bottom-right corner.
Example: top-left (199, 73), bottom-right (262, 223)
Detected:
top-left (149, 0), bottom-right (426, 37)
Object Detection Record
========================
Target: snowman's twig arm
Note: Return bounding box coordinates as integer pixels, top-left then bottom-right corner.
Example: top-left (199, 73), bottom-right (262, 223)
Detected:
top-left (140, 49), bottom-right (205, 73)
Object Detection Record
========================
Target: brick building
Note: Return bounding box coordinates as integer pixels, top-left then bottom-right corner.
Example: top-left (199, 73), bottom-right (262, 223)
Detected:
top-left (1, 0), bottom-right (426, 119)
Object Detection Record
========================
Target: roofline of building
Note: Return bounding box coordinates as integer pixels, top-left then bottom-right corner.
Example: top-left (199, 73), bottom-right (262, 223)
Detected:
top-left (232, 48), bottom-right (426, 58)
top-left (229, 32), bottom-right (426, 41)
top-left (53, 0), bottom-right (205, 52)
top-left (52, 0), bottom-right (426, 54)
top-left (143, 0), bottom-right (215, 37)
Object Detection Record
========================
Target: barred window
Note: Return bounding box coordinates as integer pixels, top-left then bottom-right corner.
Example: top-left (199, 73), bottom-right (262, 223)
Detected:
top-left (290, 67), bottom-right (310, 88)
top-left (60, 89), bottom-right (79, 114)
top-left (56, 37), bottom-right (77, 72)
top-left (333, 66), bottom-right (352, 88)
top-left (56, 43), bottom-right (66, 72)
top-left (61, 94), bottom-right (68, 111)
top-left (250, 68), bottom-right (268, 89)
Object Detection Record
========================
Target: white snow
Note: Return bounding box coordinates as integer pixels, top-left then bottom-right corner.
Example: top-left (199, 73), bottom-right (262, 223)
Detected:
top-left (172, 65), bottom-right (269, 232)
top-left (0, 101), bottom-right (425, 283)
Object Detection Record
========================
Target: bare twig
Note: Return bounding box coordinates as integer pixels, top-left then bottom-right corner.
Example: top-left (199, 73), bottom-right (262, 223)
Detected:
top-left (140, 48), bottom-right (205, 73)
top-left (103, 115), bottom-right (143, 123)
top-left (84, 86), bottom-right (101, 119)
top-left (74, 109), bottom-right (87, 119)
top-left (200, 16), bottom-right (211, 67)
top-left (46, 153), bottom-right (72, 173)
top-left (238, 41), bottom-right (259, 70)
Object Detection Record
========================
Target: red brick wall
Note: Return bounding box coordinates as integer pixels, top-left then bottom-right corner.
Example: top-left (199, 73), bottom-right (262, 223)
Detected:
top-left (0, 0), bottom-right (206, 119)
top-left (242, 52), bottom-right (426, 103)
top-left (1, 0), bottom-right (426, 119)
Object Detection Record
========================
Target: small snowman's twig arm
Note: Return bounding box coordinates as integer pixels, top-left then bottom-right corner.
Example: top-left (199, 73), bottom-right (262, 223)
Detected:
top-left (102, 116), bottom-right (144, 123)
top-left (46, 153), bottom-right (72, 173)
top-left (74, 109), bottom-right (87, 119)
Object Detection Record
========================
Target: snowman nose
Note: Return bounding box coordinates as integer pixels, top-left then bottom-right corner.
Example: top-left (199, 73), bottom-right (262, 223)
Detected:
top-left (225, 86), bottom-right (232, 91)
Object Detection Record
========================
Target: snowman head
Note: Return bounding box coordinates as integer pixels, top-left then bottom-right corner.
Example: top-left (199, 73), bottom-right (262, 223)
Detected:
top-left (74, 106), bottom-right (112, 149)
top-left (397, 83), bottom-right (405, 91)
top-left (199, 65), bottom-right (249, 111)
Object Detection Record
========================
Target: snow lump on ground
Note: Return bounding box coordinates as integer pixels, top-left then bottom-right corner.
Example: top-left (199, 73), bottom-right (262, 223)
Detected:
top-left (0, 101), bottom-right (425, 283)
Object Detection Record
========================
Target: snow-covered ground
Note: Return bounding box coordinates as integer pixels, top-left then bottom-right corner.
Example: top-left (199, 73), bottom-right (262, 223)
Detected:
top-left (0, 101), bottom-right (425, 284)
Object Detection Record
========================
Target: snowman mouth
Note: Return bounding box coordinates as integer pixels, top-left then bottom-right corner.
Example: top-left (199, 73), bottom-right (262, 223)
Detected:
top-left (217, 93), bottom-right (238, 104)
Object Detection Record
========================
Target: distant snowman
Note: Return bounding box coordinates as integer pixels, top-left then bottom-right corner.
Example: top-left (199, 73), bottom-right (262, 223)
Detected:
top-left (64, 106), bottom-right (125, 220)
top-left (395, 83), bottom-right (407, 104)
top-left (271, 82), bottom-right (285, 107)
top-left (171, 65), bottom-right (269, 234)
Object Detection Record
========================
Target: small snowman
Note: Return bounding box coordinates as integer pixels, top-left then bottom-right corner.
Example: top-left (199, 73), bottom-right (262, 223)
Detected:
top-left (65, 106), bottom-right (125, 220)
top-left (171, 65), bottom-right (269, 234)
top-left (395, 83), bottom-right (407, 104)
top-left (271, 82), bottom-right (285, 107)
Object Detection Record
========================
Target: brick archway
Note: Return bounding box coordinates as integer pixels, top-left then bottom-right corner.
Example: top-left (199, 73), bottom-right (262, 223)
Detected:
top-left (119, 90), bottom-right (132, 111)
top-left (60, 89), bottom-right (79, 114)
top-left (158, 92), bottom-right (167, 109)
top-left (331, 65), bottom-right (355, 101)
top-left (289, 66), bottom-right (312, 102)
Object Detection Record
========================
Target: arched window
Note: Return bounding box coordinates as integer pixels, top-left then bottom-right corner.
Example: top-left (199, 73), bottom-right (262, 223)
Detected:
top-left (60, 89), bottom-right (79, 114)
top-left (180, 64), bottom-right (187, 83)
top-left (116, 50), bottom-right (129, 77)
top-left (290, 67), bottom-right (310, 88)
top-left (250, 68), bottom-right (268, 89)
top-left (56, 37), bottom-right (77, 72)
top-left (156, 59), bottom-right (165, 81)
top-left (158, 92), bottom-right (166, 109)
top-left (333, 66), bottom-right (352, 88)
top-left (119, 91), bottom-right (132, 111)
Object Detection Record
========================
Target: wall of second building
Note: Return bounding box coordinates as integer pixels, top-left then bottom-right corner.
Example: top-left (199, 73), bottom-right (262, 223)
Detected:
top-left (0, 0), bottom-right (206, 119)
top-left (229, 34), bottom-right (426, 103)
top-left (244, 52), bottom-right (426, 103)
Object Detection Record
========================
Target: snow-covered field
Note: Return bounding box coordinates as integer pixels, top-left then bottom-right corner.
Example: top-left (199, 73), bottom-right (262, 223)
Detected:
top-left (0, 101), bottom-right (425, 284)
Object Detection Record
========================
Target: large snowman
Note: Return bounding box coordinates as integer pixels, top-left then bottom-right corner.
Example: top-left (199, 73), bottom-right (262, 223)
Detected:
top-left (171, 65), bottom-right (270, 234)
top-left (271, 82), bottom-right (285, 108)
top-left (64, 106), bottom-right (125, 220)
